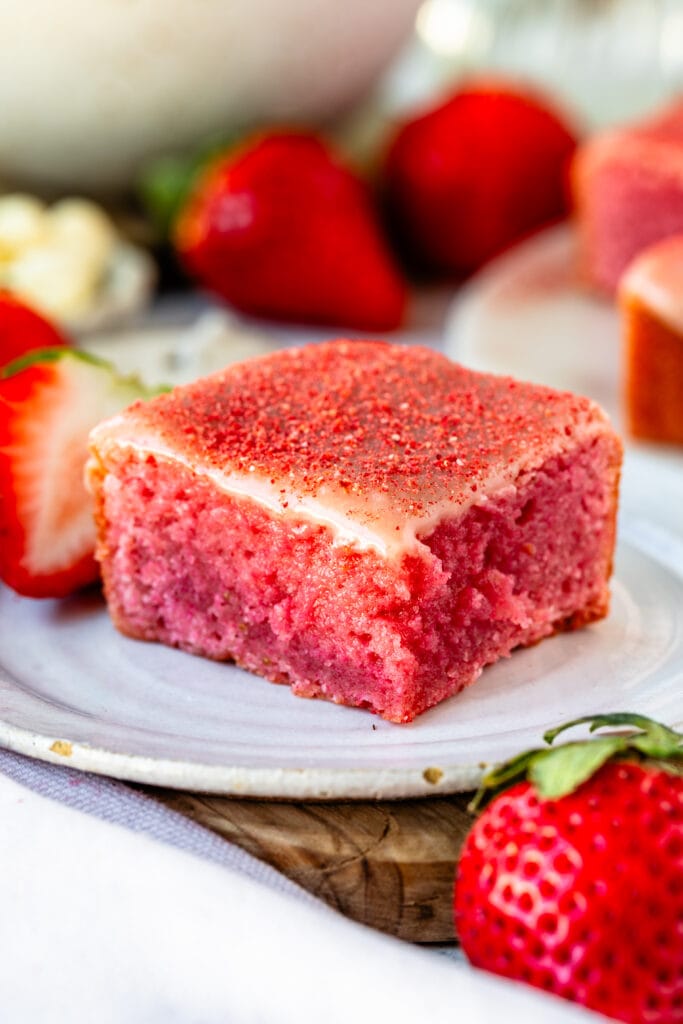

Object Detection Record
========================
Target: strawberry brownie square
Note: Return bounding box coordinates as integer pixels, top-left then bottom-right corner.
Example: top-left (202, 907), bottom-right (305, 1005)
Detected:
top-left (573, 100), bottom-right (683, 294)
top-left (87, 341), bottom-right (622, 723)
top-left (620, 235), bottom-right (683, 444)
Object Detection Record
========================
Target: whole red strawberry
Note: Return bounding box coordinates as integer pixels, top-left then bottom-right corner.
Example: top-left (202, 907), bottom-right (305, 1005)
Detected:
top-left (0, 292), bottom-right (68, 368)
top-left (175, 132), bottom-right (407, 331)
top-left (454, 713), bottom-right (683, 1022)
top-left (382, 80), bottom-right (578, 276)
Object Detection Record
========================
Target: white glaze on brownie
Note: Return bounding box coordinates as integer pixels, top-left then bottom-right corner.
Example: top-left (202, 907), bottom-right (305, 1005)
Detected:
top-left (88, 341), bottom-right (614, 557)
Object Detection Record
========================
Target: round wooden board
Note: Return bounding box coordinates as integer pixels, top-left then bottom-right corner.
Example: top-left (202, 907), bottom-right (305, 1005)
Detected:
top-left (149, 789), bottom-right (474, 944)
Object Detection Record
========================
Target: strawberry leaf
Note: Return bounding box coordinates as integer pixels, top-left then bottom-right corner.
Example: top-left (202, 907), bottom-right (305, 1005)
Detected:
top-left (468, 713), bottom-right (683, 814)
top-left (139, 156), bottom-right (200, 238)
top-left (468, 748), bottom-right (542, 812)
top-left (529, 737), bottom-right (626, 800)
top-left (138, 132), bottom-right (243, 238)
top-left (545, 713), bottom-right (683, 760)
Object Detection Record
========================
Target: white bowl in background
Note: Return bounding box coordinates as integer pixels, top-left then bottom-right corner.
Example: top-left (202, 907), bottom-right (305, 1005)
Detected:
top-left (0, 0), bottom-right (420, 194)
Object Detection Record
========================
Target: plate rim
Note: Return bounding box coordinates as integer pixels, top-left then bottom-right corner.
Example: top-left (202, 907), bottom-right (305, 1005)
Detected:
top-left (0, 719), bottom-right (487, 799)
top-left (443, 222), bottom-right (577, 367)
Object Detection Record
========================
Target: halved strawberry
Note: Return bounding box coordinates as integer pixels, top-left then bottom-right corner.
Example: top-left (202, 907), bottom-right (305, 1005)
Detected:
top-left (0, 349), bottom-right (148, 598)
top-left (0, 292), bottom-right (69, 369)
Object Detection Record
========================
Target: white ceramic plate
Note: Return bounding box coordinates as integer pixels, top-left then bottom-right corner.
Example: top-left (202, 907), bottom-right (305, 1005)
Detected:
top-left (445, 225), bottom-right (622, 422)
top-left (1, 235), bottom-right (682, 799)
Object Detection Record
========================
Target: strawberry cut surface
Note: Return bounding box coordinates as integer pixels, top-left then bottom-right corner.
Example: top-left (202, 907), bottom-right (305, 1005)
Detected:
top-left (0, 349), bottom-right (147, 598)
top-left (0, 293), bottom-right (68, 369)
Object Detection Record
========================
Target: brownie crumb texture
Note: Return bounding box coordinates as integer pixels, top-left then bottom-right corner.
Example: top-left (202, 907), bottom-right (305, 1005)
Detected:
top-left (89, 341), bottom-right (621, 722)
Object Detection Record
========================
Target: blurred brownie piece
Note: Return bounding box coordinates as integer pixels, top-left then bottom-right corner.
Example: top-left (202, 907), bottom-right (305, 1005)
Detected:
top-left (620, 235), bottom-right (683, 444)
top-left (573, 101), bottom-right (683, 293)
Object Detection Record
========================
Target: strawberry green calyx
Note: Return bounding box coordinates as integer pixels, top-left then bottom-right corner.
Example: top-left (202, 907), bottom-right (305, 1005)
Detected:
top-left (139, 132), bottom-right (242, 238)
top-left (544, 712), bottom-right (683, 758)
top-left (470, 712), bottom-right (683, 811)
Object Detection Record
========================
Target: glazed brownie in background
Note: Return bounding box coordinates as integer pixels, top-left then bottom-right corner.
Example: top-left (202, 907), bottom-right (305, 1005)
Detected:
top-left (87, 341), bottom-right (622, 723)
top-left (573, 100), bottom-right (683, 294)
top-left (620, 235), bottom-right (683, 445)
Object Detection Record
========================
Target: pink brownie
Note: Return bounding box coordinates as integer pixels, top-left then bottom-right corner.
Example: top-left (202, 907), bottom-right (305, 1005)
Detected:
top-left (620, 235), bottom-right (683, 444)
top-left (87, 341), bottom-right (622, 723)
top-left (573, 100), bottom-right (683, 294)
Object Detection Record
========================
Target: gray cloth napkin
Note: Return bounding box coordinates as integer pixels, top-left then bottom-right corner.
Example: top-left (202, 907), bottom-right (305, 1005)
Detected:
top-left (0, 746), bottom-right (317, 905)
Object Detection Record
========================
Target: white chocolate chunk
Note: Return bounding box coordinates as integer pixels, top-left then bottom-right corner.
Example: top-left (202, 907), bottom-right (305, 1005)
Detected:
top-left (48, 199), bottom-right (116, 269)
top-left (7, 243), bottom-right (104, 319)
top-left (0, 194), bottom-right (47, 260)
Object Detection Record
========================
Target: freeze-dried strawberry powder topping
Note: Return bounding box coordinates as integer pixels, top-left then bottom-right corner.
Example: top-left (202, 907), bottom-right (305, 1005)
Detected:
top-left (111, 340), bottom-right (609, 536)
